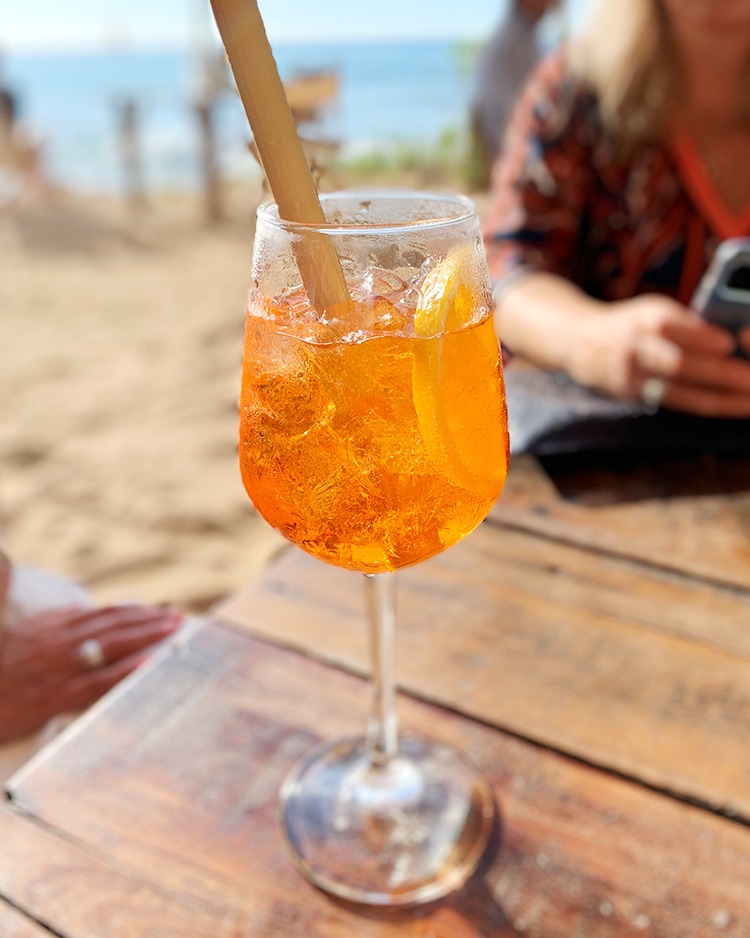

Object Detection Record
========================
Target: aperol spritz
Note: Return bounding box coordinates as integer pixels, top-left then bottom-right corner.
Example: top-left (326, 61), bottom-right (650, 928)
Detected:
top-left (239, 191), bottom-right (509, 905)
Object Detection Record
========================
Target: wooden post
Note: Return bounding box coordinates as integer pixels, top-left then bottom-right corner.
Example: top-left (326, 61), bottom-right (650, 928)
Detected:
top-left (116, 98), bottom-right (147, 212)
top-left (194, 98), bottom-right (223, 223)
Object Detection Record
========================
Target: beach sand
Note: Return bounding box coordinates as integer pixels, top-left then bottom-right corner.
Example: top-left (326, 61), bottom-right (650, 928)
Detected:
top-left (0, 185), bottom-right (288, 613)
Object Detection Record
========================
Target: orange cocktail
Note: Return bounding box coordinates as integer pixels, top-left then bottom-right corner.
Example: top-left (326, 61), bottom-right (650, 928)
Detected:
top-left (239, 191), bottom-right (509, 908)
top-left (239, 262), bottom-right (508, 573)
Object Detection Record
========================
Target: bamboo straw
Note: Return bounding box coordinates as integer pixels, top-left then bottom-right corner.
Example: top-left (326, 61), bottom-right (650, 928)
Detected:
top-left (209, 0), bottom-right (350, 310)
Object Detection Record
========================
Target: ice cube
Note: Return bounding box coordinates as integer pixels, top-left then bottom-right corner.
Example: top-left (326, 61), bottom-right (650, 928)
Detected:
top-left (328, 296), bottom-right (408, 340)
top-left (399, 287), bottom-right (419, 312)
top-left (279, 286), bottom-right (313, 322)
top-left (359, 267), bottom-right (408, 299)
top-left (370, 297), bottom-right (408, 333)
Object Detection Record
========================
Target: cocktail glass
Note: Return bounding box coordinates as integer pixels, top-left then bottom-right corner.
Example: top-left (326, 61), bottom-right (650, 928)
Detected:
top-left (239, 190), bottom-right (509, 906)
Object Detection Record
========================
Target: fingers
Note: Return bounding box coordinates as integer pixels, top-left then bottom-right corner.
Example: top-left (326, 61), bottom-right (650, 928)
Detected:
top-left (73, 610), bottom-right (183, 672)
top-left (633, 332), bottom-right (683, 377)
top-left (639, 347), bottom-right (750, 415)
top-left (2, 605), bottom-right (183, 689)
top-left (0, 606), bottom-right (182, 742)
top-left (60, 650), bottom-right (152, 715)
top-left (638, 351), bottom-right (750, 417)
top-left (662, 382), bottom-right (750, 418)
top-left (67, 604), bottom-right (183, 641)
top-left (684, 358), bottom-right (750, 396)
top-left (660, 316), bottom-right (737, 356)
top-left (636, 317), bottom-right (744, 382)
top-left (632, 308), bottom-right (750, 414)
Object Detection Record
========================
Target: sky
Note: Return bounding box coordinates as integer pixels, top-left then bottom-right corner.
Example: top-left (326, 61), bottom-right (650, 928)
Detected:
top-left (0, 0), bottom-right (589, 53)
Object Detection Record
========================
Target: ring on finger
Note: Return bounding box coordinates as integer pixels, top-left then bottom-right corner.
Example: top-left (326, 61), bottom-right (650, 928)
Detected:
top-left (641, 376), bottom-right (668, 414)
top-left (78, 638), bottom-right (106, 670)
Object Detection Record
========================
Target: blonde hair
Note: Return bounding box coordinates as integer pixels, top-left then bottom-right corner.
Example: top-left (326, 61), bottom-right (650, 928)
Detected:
top-left (568, 0), bottom-right (673, 153)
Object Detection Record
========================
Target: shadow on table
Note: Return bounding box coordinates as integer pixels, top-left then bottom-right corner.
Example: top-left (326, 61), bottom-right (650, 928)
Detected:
top-left (538, 450), bottom-right (750, 505)
top-left (506, 366), bottom-right (750, 505)
top-left (329, 812), bottom-right (521, 935)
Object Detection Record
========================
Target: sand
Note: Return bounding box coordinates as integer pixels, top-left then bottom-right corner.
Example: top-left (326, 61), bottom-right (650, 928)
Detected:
top-left (0, 184), bottom-right (288, 613)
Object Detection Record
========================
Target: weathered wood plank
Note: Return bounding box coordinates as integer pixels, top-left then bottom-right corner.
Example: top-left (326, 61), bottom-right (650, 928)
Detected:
top-left (0, 805), bottom-right (233, 938)
top-left (0, 900), bottom-right (52, 938)
top-left (490, 453), bottom-right (750, 590)
top-left (5, 624), bottom-right (750, 938)
top-left (216, 527), bottom-right (750, 816)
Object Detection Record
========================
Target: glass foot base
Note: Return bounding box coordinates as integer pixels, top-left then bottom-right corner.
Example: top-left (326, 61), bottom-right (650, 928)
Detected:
top-left (280, 736), bottom-right (495, 906)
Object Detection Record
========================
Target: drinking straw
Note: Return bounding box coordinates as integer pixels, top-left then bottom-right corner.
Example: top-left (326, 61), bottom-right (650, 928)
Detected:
top-left (209, 0), bottom-right (350, 309)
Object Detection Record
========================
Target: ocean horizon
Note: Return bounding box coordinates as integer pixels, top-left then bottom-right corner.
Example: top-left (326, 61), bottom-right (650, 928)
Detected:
top-left (3, 38), bottom-right (492, 196)
top-left (3, 0), bottom-right (593, 198)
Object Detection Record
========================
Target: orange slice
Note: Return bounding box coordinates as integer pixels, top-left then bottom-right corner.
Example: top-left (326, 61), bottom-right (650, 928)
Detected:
top-left (414, 244), bottom-right (476, 339)
top-left (412, 246), bottom-right (507, 492)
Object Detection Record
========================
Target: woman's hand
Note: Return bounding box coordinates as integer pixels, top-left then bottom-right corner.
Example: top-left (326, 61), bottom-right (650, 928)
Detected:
top-left (570, 293), bottom-right (750, 416)
top-left (0, 604), bottom-right (182, 744)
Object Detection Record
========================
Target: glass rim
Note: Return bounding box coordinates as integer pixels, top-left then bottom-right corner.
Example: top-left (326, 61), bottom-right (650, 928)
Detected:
top-left (256, 189), bottom-right (477, 235)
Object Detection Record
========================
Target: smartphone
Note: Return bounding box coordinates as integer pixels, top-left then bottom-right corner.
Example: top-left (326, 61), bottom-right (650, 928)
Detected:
top-left (691, 238), bottom-right (750, 336)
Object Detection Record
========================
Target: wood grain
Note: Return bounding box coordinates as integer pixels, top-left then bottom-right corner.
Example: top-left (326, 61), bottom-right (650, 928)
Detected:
top-left (0, 900), bottom-right (51, 938)
top-left (0, 806), bottom-right (230, 938)
top-left (216, 526), bottom-right (750, 817)
top-left (4, 623), bottom-right (750, 938)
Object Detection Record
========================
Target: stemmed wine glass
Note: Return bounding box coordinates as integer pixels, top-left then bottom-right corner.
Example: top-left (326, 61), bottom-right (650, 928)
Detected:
top-left (238, 190), bottom-right (509, 906)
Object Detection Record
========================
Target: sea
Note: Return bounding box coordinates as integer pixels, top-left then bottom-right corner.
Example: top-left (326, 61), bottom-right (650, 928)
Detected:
top-left (2, 40), bottom-right (487, 196)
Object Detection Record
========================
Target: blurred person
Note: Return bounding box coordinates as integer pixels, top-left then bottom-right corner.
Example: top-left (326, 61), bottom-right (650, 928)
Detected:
top-left (0, 549), bottom-right (182, 776)
top-left (468, 0), bottom-right (562, 190)
top-left (0, 83), bottom-right (49, 204)
top-left (486, 0), bottom-right (750, 417)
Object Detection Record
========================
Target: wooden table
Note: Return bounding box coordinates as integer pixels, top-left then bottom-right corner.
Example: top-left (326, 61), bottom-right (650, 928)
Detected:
top-left (3, 451), bottom-right (750, 937)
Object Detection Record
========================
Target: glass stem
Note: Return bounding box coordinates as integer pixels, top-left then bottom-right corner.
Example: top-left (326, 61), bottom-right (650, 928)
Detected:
top-left (364, 572), bottom-right (399, 766)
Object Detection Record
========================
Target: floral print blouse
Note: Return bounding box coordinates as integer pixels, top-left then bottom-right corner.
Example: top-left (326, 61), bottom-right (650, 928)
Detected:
top-left (484, 51), bottom-right (750, 308)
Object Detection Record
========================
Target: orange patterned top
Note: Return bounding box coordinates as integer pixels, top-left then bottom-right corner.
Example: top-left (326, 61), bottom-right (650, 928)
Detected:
top-left (484, 51), bottom-right (750, 308)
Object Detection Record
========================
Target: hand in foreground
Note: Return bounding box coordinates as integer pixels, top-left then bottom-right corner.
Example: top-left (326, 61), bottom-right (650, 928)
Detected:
top-left (0, 604), bottom-right (182, 744)
top-left (571, 294), bottom-right (750, 417)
